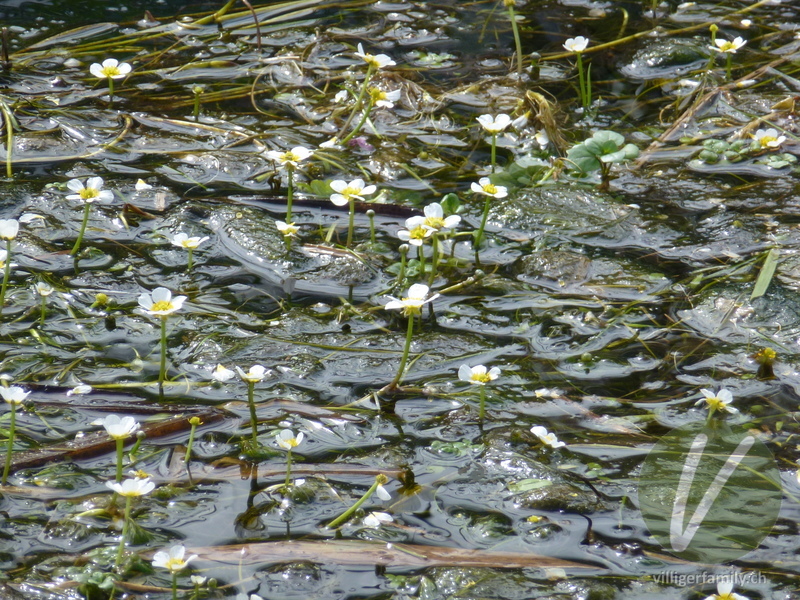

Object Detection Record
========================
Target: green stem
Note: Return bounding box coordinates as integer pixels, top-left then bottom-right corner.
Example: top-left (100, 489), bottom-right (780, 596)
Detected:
top-left (70, 202), bottom-right (91, 256)
top-left (342, 98), bottom-right (375, 144)
top-left (0, 239), bottom-right (10, 311)
top-left (396, 246), bottom-right (407, 284)
top-left (247, 381), bottom-right (258, 443)
top-left (187, 248), bottom-right (194, 271)
top-left (418, 243), bottom-right (426, 276)
top-left (726, 53), bottom-right (732, 81)
top-left (479, 385), bottom-right (486, 420)
top-left (576, 52), bottom-right (588, 109)
top-left (490, 133), bottom-right (497, 173)
top-left (172, 572), bottom-right (178, 600)
top-left (474, 195), bottom-right (493, 259)
top-left (285, 448), bottom-right (292, 488)
top-left (507, 4), bottom-right (524, 78)
top-left (193, 89), bottom-right (201, 120)
top-left (115, 495), bottom-right (133, 567)
top-left (368, 210), bottom-right (376, 244)
top-left (115, 438), bottom-right (124, 482)
top-left (286, 164), bottom-right (294, 223)
top-left (108, 77), bottom-right (115, 100)
top-left (339, 65), bottom-right (374, 139)
top-left (390, 315), bottom-right (415, 387)
top-left (39, 296), bottom-right (46, 325)
top-left (327, 476), bottom-right (382, 528)
top-left (185, 421), bottom-right (198, 464)
top-left (159, 315), bottom-right (168, 388)
top-left (2, 401), bottom-right (16, 485)
top-left (346, 197), bottom-right (355, 248)
top-left (1, 102), bottom-right (12, 179)
top-left (428, 234), bottom-right (439, 286)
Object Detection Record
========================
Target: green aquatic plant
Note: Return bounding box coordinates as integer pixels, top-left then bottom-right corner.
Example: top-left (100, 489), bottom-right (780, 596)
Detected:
top-left (1, 385), bottom-right (29, 485)
top-left (470, 177), bottom-right (508, 259)
top-left (563, 37), bottom-right (591, 110)
top-left (235, 364), bottom-right (268, 444)
top-left (66, 177), bottom-right (113, 256)
top-left (152, 544), bottom-right (198, 600)
top-left (458, 364), bottom-right (501, 420)
top-left (170, 233), bottom-right (209, 272)
top-left (477, 114), bottom-right (511, 173)
top-left (137, 288), bottom-right (187, 390)
top-left (185, 416), bottom-right (201, 464)
top-left (97, 415), bottom-right (140, 483)
top-left (327, 473), bottom-right (391, 528)
top-left (275, 429), bottom-right (304, 488)
top-left (406, 203), bottom-right (461, 286)
top-left (503, 0), bottom-right (524, 78)
top-left (709, 35), bottom-right (746, 81)
top-left (0, 218), bottom-right (18, 310)
top-left (89, 58), bottom-right (131, 101)
top-left (106, 476), bottom-right (155, 567)
top-left (566, 130), bottom-right (639, 188)
top-left (329, 178), bottom-right (376, 247)
top-left (339, 44), bottom-right (395, 143)
top-left (265, 146), bottom-right (312, 225)
top-left (34, 282), bottom-right (53, 325)
top-left (384, 284), bottom-right (438, 388)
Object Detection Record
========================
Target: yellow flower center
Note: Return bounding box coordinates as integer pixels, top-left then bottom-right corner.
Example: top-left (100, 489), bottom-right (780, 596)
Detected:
top-left (283, 151), bottom-right (300, 163)
top-left (759, 136), bottom-right (777, 148)
top-left (101, 66), bottom-right (123, 78)
top-left (718, 41), bottom-right (736, 52)
top-left (471, 372), bottom-right (492, 383)
top-left (409, 226), bottom-right (429, 240)
top-left (151, 300), bottom-right (174, 312)
top-left (424, 216), bottom-right (445, 229)
top-left (370, 88), bottom-right (387, 102)
top-left (401, 298), bottom-right (424, 317)
top-left (340, 186), bottom-right (359, 199)
top-left (165, 558), bottom-right (187, 571)
top-left (706, 397), bottom-right (726, 411)
top-left (80, 188), bottom-right (99, 200)
top-left (482, 183), bottom-right (498, 195)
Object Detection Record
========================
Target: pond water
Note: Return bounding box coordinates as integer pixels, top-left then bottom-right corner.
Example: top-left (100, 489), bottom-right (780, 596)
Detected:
top-left (1, 0), bottom-right (800, 598)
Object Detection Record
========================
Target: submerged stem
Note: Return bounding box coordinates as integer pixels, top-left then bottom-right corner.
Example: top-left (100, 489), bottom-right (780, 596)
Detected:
top-left (285, 448), bottom-right (293, 487)
top-left (346, 197), bottom-right (355, 248)
top-left (286, 164), bottom-right (294, 223)
top-left (115, 438), bottom-right (124, 482)
top-left (71, 202), bottom-right (92, 256)
top-left (159, 315), bottom-right (168, 388)
top-left (0, 239), bottom-right (11, 309)
top-left (327, 475), bottom-right (385, 528)
top-left (2, 401), bottom-right (15, 485)
top-left (115, 496), bottom-right (133, 567)
top-left (247, 381), bottom-right (258, 444)
top-left (390, 315), bottom-right (415, 387)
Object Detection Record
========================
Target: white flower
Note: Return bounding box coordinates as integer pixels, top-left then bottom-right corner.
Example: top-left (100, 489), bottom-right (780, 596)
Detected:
top-left (704, 581), bottom-right (749, 600)
top-left (753, 128), bottom-right (786, 149)
top-left (18, 213), bottom-right (43, 224)
top-left (711, 37), bottom-right (746, 53)
top-left (190, 575), bottom-right (207, 586)
top-left (329, 179), bottom-right (377, 206)
top-left (531, 425), bottom-right (566, 449)
top-left (236, 364), bottom-right (267, 383)
top-left (354, 43), bottom-right (396, 69)
top-left (471, 178), bottom-right (508, 198)
top-left (34, 282), bottom-right (54, 297)
top-left (89, 58), bottom-right (132, 79)
top-left (319, 137), bottom-right (341, 149)
top-left (152, 545), bottom-right (198, 573)
top-left (370, 87), bottom-right (401, 108)
top-left (265, 146), bottom-right (313, 167)
top-left (563, 36), bottom-right (589, 53)
top-left (138, 287), bottom-right (186, 316)
top-left (458, 364), bottom-right (501, 385)
top-left (171, 233), bottom-right (209, 250)
top-left (0, 250), bottom-right (8, 269)
top-left (333, 90), bottom-right (349, 103)
top-left (276, 429), bottom-right (304, 450)
top-left (135, 179), bottom-right (152, 191)
top-left (0, 386), bottom-right (30, 405)
top-left (66, 177), bottom-right (114, 204)
top-left (697, 388), bottom-right (738, 414)
top-left (0, 219), bottom-right (19, 241)
top-left (534, 130), bottom-right (550, 149)
top-left (406, 203), bottom-right (460, 232)
top-left (67, 384), bottom-right (93, 396)
top-left (276, 221), bottom-right (299, 237)
top-left (105, 477), bottom-right (155, 497)
top-left (364, 511), bottom-right (393, 528)
top-left (476, 114), bottom-right (512, 134)
top-left (98, 415), bottom-right (139, 440)
top-left (212, 364), bottom-right (236, 382)
top-left (397, 224), bottom-right (434, 246)
top-left (375, 483), bottom-right (391, 501)
top-left (384, 283), bottom-right (439, 317)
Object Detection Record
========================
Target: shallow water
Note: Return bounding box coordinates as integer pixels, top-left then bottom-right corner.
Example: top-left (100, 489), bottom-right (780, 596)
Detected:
top-left (1, 0), bottom-right (800, 598)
